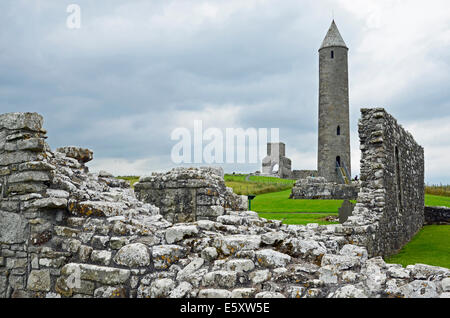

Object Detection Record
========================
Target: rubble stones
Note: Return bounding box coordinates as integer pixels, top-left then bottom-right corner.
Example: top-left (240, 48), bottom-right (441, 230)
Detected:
top-left (56, 146), bottom-right (93, 164)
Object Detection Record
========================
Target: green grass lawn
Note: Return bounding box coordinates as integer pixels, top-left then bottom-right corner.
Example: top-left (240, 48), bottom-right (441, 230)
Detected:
top-left (252, 189), bottom-right (345, 214)
top-left (224, 175), bottom-right (296, 195)
top-left (425, 194), bottom-right (450, 207)
top-left (385, 225), bottom-right (450, 268)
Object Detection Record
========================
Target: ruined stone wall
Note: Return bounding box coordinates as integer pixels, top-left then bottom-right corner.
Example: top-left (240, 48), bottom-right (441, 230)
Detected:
top-left (424, 206), bottom-right (450, 225)
top-left (345, 108), bottom-right (425, 257)
top-left (0, 113), bottom-right (55, 297)
top-left (290, 177), bottom-right (359, 200)
top-left (1, 112), bottom-right (448, 299)
top-left (292, 170), bottom-right (319, 180)
top-left (134, 168), bottom-right (248, 224)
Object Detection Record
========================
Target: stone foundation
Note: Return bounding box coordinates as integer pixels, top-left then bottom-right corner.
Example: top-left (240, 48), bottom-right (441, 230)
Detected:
top-left (290, 177), bottom-right (359, 200)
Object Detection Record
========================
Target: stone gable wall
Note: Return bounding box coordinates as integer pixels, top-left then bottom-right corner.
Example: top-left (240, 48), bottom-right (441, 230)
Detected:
top-left (346, 108), bottom-right (425, 257)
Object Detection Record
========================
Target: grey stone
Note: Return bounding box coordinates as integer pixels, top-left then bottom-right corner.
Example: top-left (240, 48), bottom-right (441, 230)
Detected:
top-left (225, 259), bottom-right (255, 273)
top-left (0, 211), bottom-right (28, 244)
top-left (255, 291), bottom-right (285, 298)
top-left (150, 278), bottom-right (176, 298)
top-left (165, 225), bottom-right (199, 244)
top-left (202, 271), bottom-right (237, 289)
top-left (198, 289), bottom-right (231, 298)
top-left (94, 286), bottom-right (126, 298)
top-left (61, 263), bottom-right (130, 285)
top-left (56, 146), bottom-right (93, 164)
top-left (0, 112), bottom-right (43, 131)
top-left (398, 280), bottom-right (439, 298)
top-left (113, 243), bottom-right (150, 268)
top-left (231, 288), bottom-right (257, 298)
top-left (215, 235), bottom-right (261, 255)
top-left (152, 245), bottom-right (187, 270)
top-left (201, 247), bottom-right (218, 261)
top-left (169, 281), bottom-right (193, 298)
top-left (27, 270), bottom-right (51, 292)
top-left (339, 200), bottom-right (355, 223)
top-left (441, 277), bottom-right (450, 292)
top-left (91, 250), bottom-right (112, 266)
top-left (329, 284), bottom-right (368, 298)
top-left (249, 270), bottom-right (271, 284)
top-left (78, 246), bottom-right (93, 262)
top-left (255, 249), bottom-right (291, 268)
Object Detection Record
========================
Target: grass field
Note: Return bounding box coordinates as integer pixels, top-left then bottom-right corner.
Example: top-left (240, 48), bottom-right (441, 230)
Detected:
top-left (252, 189), bottom-right (346, 214)
top-left (385, 225), bottom-right (450, 268)
top-left (425, 194), bottom-right (450, 207)
top-left (225, 177), bottom-right (347, 225)
top-left (224, 174), bottom-right (295, 195)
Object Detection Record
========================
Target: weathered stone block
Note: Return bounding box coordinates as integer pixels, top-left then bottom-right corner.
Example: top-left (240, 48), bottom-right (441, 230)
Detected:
top-left (0, 112), bottom-right (43, 131)
top-left (255, 249), bottom-right (291, 268)
top-left (27, 270), bottom-right (51, 292)
top-left (0, 211), bottom-right (29, 244)
top-left (113, 243), bottom-right (150, 268)
top-left (61, 263), bottom-right (130, 285)
top-left (152, 245), bottom-right (187, 270)
top-left (56, 146), bottom-right (93, 164)
top-left (165, 225), bottom-right (199, 244)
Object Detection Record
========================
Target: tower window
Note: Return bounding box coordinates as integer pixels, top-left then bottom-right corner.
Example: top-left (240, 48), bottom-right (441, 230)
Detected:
top-left (336, 156), bottom-right (341, 167)
top-left (337, 125), bottom-right (341, 135)
top-left (331, 50), bottom-right (334, 59)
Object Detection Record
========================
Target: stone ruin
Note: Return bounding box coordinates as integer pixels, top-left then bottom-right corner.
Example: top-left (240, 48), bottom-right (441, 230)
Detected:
top-left (0, 111), bottom-right (449, 299)
top-left (261, 143), bottom-right (292, 179)
top-left (134, 167), bottom-right (247, 224)
top-left (260, 142), bottom-right (320, 181)
top-left (290, 177), bottom-right (359, 200)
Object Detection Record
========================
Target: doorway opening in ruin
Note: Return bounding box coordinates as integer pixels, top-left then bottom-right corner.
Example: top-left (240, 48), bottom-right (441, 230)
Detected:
top-left (337, 125), bottom-right (341, 135)
top-left (395, 146), bottom-right (403, 213)
top-left (336, 156), bottom-right (341, 167)
top-left (272, 163), bottom-right (279, 174)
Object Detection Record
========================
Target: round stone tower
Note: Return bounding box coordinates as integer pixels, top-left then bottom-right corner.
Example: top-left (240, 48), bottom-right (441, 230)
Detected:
top-left (317, 20), bottom-right (351, 184)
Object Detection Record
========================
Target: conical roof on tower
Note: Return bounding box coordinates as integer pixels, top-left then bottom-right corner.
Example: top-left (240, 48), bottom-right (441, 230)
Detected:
top-left (319, 20), bottom-right (348, 50)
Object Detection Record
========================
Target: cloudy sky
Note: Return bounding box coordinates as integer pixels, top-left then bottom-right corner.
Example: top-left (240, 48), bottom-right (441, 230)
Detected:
top-left (1, 0), bottom-right (449, 183)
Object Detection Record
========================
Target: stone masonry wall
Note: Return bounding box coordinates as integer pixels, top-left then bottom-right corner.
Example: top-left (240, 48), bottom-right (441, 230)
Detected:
top-left (134, 168), bottom-right (248, 224)
top-left (292, 170), bottom-right (319, 180)
top-left (424, 206), bottom-right (450, 225)
top-left (344, 108), bottom-right (425, 258)
top-left (290, 177), bottom-right (359, 200)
